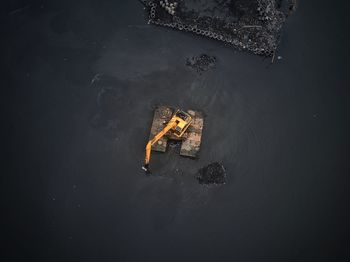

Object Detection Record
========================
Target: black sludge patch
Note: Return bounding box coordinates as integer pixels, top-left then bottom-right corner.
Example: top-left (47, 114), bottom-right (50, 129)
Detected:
top-left (197, 162), bottom-right (227, 185)
top-left (186, 54), bottom-right (216, 74)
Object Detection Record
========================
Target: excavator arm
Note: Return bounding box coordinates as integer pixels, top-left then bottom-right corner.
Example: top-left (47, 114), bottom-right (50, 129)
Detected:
top-left (142, 119), bottom-right (177, 173)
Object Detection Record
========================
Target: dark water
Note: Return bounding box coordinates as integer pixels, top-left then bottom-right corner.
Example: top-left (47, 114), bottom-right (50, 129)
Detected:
top-left (3, 1), bottom-right (350, 261)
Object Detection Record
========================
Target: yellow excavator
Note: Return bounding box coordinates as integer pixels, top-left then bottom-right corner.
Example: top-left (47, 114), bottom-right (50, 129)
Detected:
top-left (142, 109), bottom-right (193, 173)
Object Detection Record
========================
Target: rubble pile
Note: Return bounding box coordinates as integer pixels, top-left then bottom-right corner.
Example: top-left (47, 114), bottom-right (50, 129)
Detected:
top-left (186, 54), bottom-right (216, 73)
top-left (144, 0), bottom-right (295, 56)
top-left (197, 162), bottom-right (227, 185)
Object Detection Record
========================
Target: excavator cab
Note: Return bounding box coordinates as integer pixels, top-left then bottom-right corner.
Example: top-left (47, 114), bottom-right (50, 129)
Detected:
top-left (142, 106), bottom-right (204, 174)
top-left (172, 110), bottom-right (192, 137)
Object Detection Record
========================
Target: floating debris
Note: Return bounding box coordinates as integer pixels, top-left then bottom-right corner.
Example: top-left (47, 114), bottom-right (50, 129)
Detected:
top-left (197, 162), bottom-right (227, 185)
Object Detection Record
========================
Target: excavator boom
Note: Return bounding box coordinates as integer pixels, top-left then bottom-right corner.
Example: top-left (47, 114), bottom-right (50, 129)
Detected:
top-left (143, 119), bottom-right (177, 173)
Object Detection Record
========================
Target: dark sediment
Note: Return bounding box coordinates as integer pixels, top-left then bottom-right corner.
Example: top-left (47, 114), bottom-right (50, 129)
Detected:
top-left (186, 54), bottom-right (216, 74)
top-left (197, 162), bottom-right (227, 185)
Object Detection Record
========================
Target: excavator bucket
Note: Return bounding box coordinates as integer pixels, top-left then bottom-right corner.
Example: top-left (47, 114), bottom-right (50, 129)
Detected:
top-left (148, 106), bottom-right (204, 158)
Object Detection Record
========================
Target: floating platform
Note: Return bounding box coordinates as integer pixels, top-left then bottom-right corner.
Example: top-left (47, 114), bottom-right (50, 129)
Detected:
top-left (148, 106), bottom-right (204, 158)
